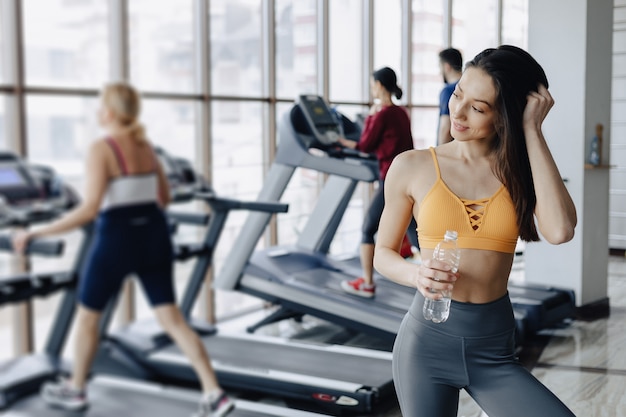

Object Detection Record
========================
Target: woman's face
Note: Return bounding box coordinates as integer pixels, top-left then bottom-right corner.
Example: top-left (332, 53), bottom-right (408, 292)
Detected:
top-left (97, 104), bottom-right (108, 128)
top-left (370, 78), bottom-right (382, 99)
top-left (448, 67), bottom-right (497, 143)
top-left (97, 97), bottom-right (111, 128)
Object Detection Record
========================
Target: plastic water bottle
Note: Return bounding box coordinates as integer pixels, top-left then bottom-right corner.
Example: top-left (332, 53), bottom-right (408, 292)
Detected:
top-left (423, 230), bottom-right (460, 323)
top-left (588, 135), bottom-right (600, 166)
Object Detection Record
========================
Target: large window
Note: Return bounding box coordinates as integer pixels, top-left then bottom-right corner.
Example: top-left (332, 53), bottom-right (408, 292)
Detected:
top-left (211, 100), bottom-right (266, 316)
top-left (276, 0), bottom-right (318, 98)
top-left (502, 0), bottom-right (529, 48)
top-left (374, 0), bottom-right (402, 92)
top-left (210, 0), bottom-right (263, 97)
top-left (452, 0), bottom-right (499, 64)
top-left (329, 0), bottom-right (364, 102)
top-left (411, 0), bottom-right (446, 149)
top-left (129, 0), bottom-right (195, 93)
top-left (26, 95), bottom-right (100, 192)
top-left (411, 0), bottom-right (446, 106)
top-left (142, 99), bottom-right (197, 163)
top-left (23, 0), bottom-right (109, 88)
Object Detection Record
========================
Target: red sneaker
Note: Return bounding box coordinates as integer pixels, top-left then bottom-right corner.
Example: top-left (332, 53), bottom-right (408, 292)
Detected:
top-left (340, 277), bottom-right (375, 298)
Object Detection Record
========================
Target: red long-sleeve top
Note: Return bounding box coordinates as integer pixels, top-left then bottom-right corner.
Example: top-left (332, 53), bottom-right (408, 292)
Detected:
top-left (356, 105), bottom-right (414, 180)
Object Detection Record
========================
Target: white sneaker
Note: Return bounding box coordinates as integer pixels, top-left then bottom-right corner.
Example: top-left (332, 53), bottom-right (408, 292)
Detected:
top-left (40, 377), bottom-right (88, 411)
top-left (191, 391), bottom-right (235, 417)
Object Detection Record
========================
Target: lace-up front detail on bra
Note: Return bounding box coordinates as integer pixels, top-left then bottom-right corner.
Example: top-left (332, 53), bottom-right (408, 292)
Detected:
top-left (462, 198), bottom-right (488, 231)
top-left (417, 147), bottom-right (519, 253)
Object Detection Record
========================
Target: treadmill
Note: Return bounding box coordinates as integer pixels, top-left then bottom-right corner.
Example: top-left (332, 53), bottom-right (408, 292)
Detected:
top-left (0, 153), bottom-right (94, 409)
top-left (0, 151), bottom-right (334, 417)
top-left (97, 188), bottom-right (396, 414)
top-left (4, 375), bottom-right (333, 417)
top-left (214, 94), bottom-right (576, 344)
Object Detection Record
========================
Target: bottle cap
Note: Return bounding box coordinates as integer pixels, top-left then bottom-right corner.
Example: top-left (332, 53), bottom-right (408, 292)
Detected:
top-left (445, 230), bottom-right (458, 240)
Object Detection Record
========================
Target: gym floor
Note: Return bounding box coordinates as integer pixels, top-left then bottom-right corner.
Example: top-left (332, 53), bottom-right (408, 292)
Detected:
top-left (220, 254), bottom-right (626, 417)
top-left (4, 250), bottom-right (623, 416)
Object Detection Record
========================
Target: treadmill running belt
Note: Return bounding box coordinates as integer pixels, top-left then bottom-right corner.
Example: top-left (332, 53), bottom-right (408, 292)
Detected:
top-left (289, 268), bottom-right (415, 313)
top-left (156, 334), bottom-right (393, 388)
top-left (3, 376), bottom-right (330, 417)
top-left (4, 378), bottom-right (199, 416)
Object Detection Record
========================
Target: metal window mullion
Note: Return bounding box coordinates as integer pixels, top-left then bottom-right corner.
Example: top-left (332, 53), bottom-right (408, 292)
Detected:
top-left (444, 0), bottom-right (452, 47)
top-left (195, 0), bottom-right (211, 184)
top-left (264, 0), bottom-right (279, 247)
top-left (317, 0), bottom-right (330, 195)
top-left (3, 0), bottom-right (33, 357)
top-left (109, 0), bottom-right (129, 81)
top-left (193, 0), bottom-right (214, 323)
top-left (401, 0), bottom-right (412, 106)
top-left (363, 0), bottom-right (375, 211)
top-left (3, 0), bottom-right (27, 156)
top-left (109, 0), bottom-right (134, 325)
top-left (497, 0), bottom-right (503, 46)
top-left (318, 0), bottom-right (329, 100)
top-left (12, 257), bottom-right (33, 356)
top-left (363, 0), bottom-right (374, 102)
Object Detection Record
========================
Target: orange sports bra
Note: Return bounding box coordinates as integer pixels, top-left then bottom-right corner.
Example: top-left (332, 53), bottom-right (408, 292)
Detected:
top-left (417, 147), bottom-right (519, 253)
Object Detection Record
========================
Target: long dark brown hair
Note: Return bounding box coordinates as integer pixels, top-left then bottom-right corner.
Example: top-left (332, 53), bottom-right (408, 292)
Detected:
top-left (466, 45), bottom-right (548, 242)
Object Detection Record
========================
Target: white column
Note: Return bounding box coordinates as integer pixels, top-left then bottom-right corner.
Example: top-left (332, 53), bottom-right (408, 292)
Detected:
top-left (524, 0), bottom-right (613, 314)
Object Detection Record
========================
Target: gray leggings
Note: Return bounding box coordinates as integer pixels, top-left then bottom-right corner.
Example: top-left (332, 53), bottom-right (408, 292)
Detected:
top-left (393, 292), bottom-right (575, 417)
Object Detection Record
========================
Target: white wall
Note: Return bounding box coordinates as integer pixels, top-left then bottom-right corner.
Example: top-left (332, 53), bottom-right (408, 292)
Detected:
top-left (525, 0), bottom-right (612, 307)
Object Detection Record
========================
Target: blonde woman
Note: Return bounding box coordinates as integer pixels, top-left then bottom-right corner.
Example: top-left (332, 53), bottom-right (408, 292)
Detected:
top-left (13, 82), bottom-right (234, 417)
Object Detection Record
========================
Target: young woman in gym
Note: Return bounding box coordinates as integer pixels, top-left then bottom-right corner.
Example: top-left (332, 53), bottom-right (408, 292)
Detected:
top-left (373, 46), bottom-right (577, 416)
top-left (338, 66), bottom-right (417, 298)
top-left (13, 82), bottom-right (234, 417)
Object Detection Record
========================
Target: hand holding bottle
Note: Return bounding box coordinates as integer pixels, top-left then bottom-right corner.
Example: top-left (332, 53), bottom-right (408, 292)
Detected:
top-left (422, 230), bottom-right (460, 323)
top-left (416, 258), bottom-right (457, 299)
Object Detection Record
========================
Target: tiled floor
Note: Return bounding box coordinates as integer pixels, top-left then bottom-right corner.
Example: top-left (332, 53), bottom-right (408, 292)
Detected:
top-left (220, 255), bottom-right (626, 417)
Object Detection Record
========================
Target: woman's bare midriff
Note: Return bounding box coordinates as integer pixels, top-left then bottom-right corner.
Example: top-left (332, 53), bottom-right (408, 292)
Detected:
top-left (421, 248), bottom-right (515, 304)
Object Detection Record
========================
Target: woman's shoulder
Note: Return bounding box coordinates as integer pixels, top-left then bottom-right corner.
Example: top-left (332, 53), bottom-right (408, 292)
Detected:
top-left (386, 149), bottom-right (437, 198)
top-left (395, 148), bottom-right (432, 163)
top-left (389, 148), bottom-right (433, 175)
top-left (90, 137), bottom-right (113, 153)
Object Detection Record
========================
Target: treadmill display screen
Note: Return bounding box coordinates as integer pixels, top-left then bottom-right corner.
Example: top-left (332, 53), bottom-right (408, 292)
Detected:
top-left (300, 96), bottom-right (337, 128)
top-left (0, 167), bottom-right (26, 188)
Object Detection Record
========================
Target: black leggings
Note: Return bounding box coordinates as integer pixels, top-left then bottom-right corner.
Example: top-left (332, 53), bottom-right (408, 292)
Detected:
top-left (362, 181), bottom-right (419, 248)
top-left (392, 292), bottom-right (575, 417)
top-left (79, 204), bottom-right (175, 311)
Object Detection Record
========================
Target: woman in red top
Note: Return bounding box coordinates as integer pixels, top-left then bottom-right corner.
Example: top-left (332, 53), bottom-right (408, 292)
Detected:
top-left (339, 67), bottom-right (416, 298)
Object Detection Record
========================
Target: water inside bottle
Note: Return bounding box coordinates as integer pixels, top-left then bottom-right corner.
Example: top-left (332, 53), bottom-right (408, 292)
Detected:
top-left (423, 297), bottom-right (451, 323)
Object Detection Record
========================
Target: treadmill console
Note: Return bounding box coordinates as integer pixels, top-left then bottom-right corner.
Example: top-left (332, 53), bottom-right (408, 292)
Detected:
top-left (295, 95), bottom-right (375, 161)
top-left (297, 94), bottom-right (343, 146)
top-left (0, 153), bottom-right (79, 227)
top-left (0, 158), bottom-right (42, 204)
top-left (154, 147), bottom-right (209, 201)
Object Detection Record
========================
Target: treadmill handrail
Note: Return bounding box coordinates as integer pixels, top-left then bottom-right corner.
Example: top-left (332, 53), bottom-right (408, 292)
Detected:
top-left (0, 234), bottom-right (64, 256)
top-left (167, 211), bottom-right (211, 226)
top-left (194, 191), bottom-right (289, 214)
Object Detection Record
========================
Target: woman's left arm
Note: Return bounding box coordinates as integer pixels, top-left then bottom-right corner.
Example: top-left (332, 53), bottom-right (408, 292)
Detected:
top-left (525, 85), bottom-right (577, 244)
top-left (13, 141), bottom-right (109, 252)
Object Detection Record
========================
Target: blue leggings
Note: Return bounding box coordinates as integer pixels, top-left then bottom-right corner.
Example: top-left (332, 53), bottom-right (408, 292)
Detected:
top-left (392, 292), bottom-right (575, 417)
top-left (79, 204), bottom-right (175, 311)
